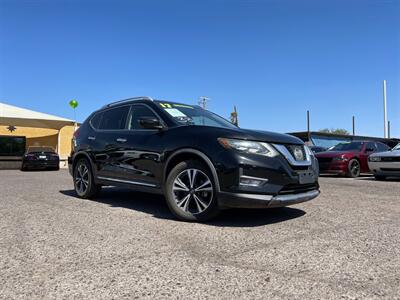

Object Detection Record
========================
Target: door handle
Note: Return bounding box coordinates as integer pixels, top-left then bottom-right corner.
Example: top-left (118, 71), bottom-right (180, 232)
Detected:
top-left (88, 136), bottom-right (96, 141)
top-left (116, 138), bottom-right (127, 143)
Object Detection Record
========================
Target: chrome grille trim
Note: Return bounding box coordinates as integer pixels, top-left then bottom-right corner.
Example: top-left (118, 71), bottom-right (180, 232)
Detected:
top-left (273, 144), bottom-right (312, 166)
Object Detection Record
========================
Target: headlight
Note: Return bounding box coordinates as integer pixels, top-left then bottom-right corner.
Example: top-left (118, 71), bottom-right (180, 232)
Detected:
top-left (304, 145), bottom-right (314, 156)
top-left (369, 156), bottom-right (381, 162)
top-left (218, 138), bottom-right (279, 157)
top-left (333, 156), bottom-right (348, 161)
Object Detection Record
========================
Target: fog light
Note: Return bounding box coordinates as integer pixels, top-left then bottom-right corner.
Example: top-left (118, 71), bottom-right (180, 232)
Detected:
top-left (239, 176), bottom-right (268, 187)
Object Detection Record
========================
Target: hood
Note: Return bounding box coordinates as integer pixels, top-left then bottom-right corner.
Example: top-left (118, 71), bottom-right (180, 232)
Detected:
top-left (315, 150), bottom-right (358, 158)
top-left (218, 127), bottom-right (304, 145)
top-left (370, 150), bottom-right (400, 157)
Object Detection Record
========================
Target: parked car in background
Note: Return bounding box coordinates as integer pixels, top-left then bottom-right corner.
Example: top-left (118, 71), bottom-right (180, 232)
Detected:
top-left (309, 146), bottom-right (327, 154)
top-left (68, 97), bottom-right (320, 222)
top-left (368, 143), bottom-right (400, 180)
top-left (21, 146), bottom-right (60, 171)
top-left (315, 141), bottom-right (389, 178)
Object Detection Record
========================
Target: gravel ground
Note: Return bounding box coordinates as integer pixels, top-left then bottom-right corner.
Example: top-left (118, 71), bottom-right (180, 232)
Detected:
top-left (0, 169), bottom-right (399, 299)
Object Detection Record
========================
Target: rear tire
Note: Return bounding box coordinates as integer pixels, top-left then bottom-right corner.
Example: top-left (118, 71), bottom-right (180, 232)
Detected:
top-left (73, 158), bottom-right (101, 199)
top-left (165, 160), bottom-right (220, 222)
top-left (374, 175), bottom-right (386, 181)
top-left (347, 159), bottom-right (361, 178)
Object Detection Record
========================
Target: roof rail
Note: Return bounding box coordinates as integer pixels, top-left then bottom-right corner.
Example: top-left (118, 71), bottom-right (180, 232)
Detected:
top-left (102, 96), bottom-right (154, 108)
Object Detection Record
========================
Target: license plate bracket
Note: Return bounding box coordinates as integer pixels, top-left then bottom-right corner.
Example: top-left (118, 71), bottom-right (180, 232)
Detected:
top-left (298, 171), bottom-right (315, 184)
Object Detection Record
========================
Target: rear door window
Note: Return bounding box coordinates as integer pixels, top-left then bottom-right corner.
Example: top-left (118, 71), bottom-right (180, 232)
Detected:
top-left (99, 106), bottom-right (129, 130)
top-left (90, 113), bottom-right (102, 129)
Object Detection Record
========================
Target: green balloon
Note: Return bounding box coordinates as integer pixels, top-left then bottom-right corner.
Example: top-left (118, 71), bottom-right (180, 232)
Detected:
top-left (69, 99), bottom-right (78, 109)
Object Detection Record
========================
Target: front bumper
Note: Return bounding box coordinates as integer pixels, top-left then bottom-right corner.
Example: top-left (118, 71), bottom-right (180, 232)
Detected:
top-left (318, 160), bottom-right (348, 174)
top-left (368, 161), bottom-right (400, 177)
top-left (218, 189), bottom-right (320, 208)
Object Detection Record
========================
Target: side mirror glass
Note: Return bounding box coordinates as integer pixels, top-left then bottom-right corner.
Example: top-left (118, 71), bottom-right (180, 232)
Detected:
top-left (138, 117), bottom-right (163, 130)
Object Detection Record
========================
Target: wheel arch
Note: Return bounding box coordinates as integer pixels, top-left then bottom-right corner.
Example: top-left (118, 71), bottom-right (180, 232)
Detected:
top-left (163, 148), bottom-right (220, 192)
top-left (72, 151), bottom-right (97, 175)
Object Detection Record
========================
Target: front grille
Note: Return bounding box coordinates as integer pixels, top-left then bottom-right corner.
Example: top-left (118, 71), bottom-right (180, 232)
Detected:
top-left (278, 183), bottom-right (319, 195)
top-left (381, 157), bottom-right (400, 162)
top-left (317, 157), bottom-right (333, 164)
top-left (285, 145), bottom-right (306, 161)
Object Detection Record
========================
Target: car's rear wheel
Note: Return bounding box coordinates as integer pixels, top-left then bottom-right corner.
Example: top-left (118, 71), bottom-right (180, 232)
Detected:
top-left (374, 175), bottom-right (386, 181)
top-left (347, 159), bottom-right (361, 178)
top-left (73, 158), bottom-right (101, 198)
top-left (165, 160), bottom-right (220, 222)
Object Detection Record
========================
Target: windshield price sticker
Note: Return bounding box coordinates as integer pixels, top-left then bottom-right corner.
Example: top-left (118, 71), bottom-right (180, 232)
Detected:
top-left (165, 108), bottom-right (187, 118)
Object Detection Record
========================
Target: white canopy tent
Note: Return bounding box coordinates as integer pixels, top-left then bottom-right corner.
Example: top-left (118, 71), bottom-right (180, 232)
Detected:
top-left (0, 102), bottom-right (76, 154)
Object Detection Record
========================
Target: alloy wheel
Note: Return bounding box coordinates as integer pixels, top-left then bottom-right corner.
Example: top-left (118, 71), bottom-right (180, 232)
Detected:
top-left (75, 163), bottom-right (89, 194)
top-left (172, 168), bottom-right (213, 214)
top-left (350, 160), bottom-right (360, 177)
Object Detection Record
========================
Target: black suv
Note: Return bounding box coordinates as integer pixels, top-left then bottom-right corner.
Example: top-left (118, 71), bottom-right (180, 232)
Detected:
top-left (69, 97), bottom-right (320, 221)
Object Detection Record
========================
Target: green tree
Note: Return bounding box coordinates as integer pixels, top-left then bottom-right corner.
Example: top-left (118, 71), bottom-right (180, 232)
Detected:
top-left (318, 128), bottom-right (350, 135)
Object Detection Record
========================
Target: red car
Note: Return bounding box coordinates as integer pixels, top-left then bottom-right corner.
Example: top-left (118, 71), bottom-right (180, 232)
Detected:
top-left (315, 141), bottom-right (390, 178)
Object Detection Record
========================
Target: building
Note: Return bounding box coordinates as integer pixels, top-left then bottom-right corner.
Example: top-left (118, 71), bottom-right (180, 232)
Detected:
top-left (0, 102), bottom-right (76, 169)
top-left (289, 131), bottom-right (400, 149)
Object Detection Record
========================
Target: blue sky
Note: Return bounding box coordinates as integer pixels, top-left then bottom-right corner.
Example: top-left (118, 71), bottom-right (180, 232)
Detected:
top-left (1, 0), bottom-right (399, 137)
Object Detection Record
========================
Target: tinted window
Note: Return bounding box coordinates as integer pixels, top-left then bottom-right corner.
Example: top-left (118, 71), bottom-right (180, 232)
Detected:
top-left (128, 105), bottom-right (159, 129)
top-left (310, 135), bottom-right (351, 149)
top-left (0, 136), bottom-right (26, 156)
top-left (330, 142), bottom-right (363, 151)
top-left (27, 146), bottom-right (55, 153)
top-left (376, 143), bottom-right (389, 152)
top-left (365, 142), bottom-right (377, 152)
top-left (99, 106), bottom-right (129, 130)
top-left (90, 113), bottom-right (102, 129)
top-left (155, 101), bottom-right (237, 129)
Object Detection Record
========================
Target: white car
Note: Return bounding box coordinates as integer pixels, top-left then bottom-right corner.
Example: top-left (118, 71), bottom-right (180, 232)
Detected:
top-left (368, 143), bottom-right (400, 180)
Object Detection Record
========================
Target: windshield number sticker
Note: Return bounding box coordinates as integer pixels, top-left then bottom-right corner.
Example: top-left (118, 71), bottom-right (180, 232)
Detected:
top-left (159, 103), bottom-right (172, 108)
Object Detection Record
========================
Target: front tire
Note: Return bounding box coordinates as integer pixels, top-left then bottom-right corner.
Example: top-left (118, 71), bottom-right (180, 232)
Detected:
top-left (165, 160), bottom-right (220, 222)
top-left (374, 175), bottom-right (386, 181)
top-left (347, 159), bottom-right (361, 178)
top-left (73, 158), bottom-right (101, 198)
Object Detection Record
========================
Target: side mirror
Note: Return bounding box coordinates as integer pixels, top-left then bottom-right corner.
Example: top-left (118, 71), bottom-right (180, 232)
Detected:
top-left (138, 117), bottom-right (163, 130)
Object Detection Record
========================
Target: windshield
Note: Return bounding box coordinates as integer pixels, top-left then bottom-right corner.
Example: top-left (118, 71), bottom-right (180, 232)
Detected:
top-left (156, 101), bottom-right (237, 129)
top-left (393, 143), bottom-right (400, 151)
top-left (27, 146), bottom-right (55, 153)
top-left (330, 142), bottom-right (363, 152)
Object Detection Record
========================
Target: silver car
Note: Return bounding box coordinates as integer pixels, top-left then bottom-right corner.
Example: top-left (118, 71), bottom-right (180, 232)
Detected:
top-left (368, 143), bottom-right (400, 180)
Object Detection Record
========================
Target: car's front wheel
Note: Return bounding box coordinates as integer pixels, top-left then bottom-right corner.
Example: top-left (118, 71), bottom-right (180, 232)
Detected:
top-left (73, 158), bottom-right (101, 198)
top-left (347, 159), bottom-right (361, 178)
top-left (165, 160), bottom-right (220, 222)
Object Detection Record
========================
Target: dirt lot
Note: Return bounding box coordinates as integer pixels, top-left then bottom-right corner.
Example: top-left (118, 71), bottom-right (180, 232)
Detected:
top-left (0, 170), bottom-right (399, 299)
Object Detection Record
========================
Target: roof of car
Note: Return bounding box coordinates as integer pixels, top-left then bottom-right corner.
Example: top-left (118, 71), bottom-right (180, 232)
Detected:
top-left (101, 96), bottom-right (154, 108)
top-left (100, 97), bottom-right (201, 111)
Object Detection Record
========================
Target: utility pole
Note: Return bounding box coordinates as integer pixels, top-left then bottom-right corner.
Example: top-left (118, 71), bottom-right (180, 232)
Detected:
top-left (307, 110), bottom-right (310, 143)
top-left (352, 116), bottom-right (355, 136)
top-left (198, 96), bottom-right (210, 109)
top-left (383, 80), bottom-right (388, 138)
top-left (388, 121), bottom-right (391, 139)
